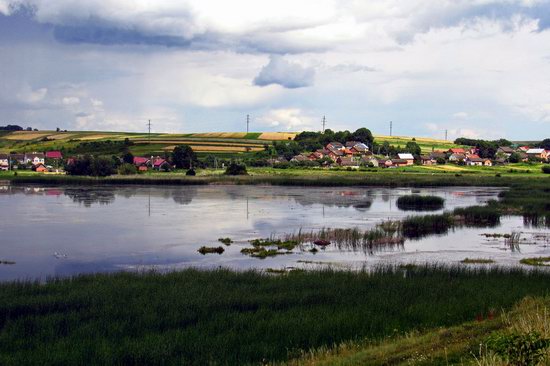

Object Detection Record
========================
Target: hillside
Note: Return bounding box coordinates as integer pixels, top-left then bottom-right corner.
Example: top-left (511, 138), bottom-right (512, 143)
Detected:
top-left (0, 130), bottom-right (461, 156)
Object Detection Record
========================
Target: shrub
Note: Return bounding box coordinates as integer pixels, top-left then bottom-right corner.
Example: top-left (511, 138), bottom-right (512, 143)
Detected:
top-left (542, 166), bottom-right (550, 174)
top-left (486, 332), bottom-right (550, 365)
top-left (118, 163), bottom-right (137, 175)
top-left (396, 195), bottom-right (445, 211)
top-left (186, 168), bottom-right (196, 176)
top-left (225, 162), bottom-right (248, 175)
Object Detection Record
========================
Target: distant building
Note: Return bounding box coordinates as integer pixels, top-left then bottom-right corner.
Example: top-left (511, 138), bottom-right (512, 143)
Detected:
top-left (420, 156), bottom-right (436, 165)
top-left (526, 148), bottom-right (548, 161)
top-left (24, 152), bottom-right (45, 166)
top-left (397, 153), bottom-right (414, 165)
top-left (45, 151), bottom-right (63, 160)
top-left (0, 154), bottom-right (8, 170)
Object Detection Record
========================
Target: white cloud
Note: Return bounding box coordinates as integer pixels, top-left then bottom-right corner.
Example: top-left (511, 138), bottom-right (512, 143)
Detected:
top-left (62, 96), bottom-right (80, 105)
top-left (254, 55), bottom-right (315, 88)
top-left (257, 108), bottom-right (316, 131)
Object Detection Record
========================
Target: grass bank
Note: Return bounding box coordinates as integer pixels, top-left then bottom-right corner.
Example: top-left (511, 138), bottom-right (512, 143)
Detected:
top-left (1, 266), bottom-right (550, 365)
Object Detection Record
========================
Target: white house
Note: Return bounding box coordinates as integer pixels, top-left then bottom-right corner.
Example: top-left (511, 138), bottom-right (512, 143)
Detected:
top-left (0, 154), bottom-right (8, 170)
top-left (24, 153), bottom-right (45, 166)
top-left (526, 148), bottom-right (548, 161)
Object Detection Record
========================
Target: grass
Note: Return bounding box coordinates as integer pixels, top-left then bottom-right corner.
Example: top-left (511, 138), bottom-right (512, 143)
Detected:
top-left (520, 257), bottom-right (550, 267)
top-left (218, 238), bottom-right (233, 245)
top-left (461, 258), bottom-right (496, 264)
top-left (396, 195), bottom-right (445, 211)
top-left (1, 266), bottom-right (550, 365)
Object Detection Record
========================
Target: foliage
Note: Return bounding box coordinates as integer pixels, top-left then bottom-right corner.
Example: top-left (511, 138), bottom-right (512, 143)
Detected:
top-left (225, 162), bottom-right (248, 175)
top-left (69, 139), bottom-right (132, 155)
top-left (117, 163), bottom-right (137, 175)
top-left (121, 150), bottom-right (134, 164)
top-left (0, 125), bottom-right (23, 131)
top-left (1, 267), bottom-right (550, 365)
top-left (486, 332), bottom-right (550, 365)
top-left (65, 155), bottom-right (115, 177)
top-left (396, 195), bottom-right (444, 211)
top-left (172, 145), bottom-right (197, 169)
top-left (197, 246), bottom-right (224, 255)
top-left (520, 257), bottom-right (550, 266)
top-left (185, 168), bottom-right (196, 176)
top-left (542, 166), bottom-right (550, 174)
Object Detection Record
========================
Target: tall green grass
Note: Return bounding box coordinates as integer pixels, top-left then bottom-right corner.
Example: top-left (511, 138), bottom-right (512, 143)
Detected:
top-left (1, 266), bottom-right (550, 365)
top-left (396, 195), bottom-right (445, 211)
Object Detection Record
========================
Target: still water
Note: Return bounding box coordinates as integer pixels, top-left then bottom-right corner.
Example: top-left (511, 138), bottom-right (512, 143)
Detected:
top-left (0, 183), bottom-right (549, 281)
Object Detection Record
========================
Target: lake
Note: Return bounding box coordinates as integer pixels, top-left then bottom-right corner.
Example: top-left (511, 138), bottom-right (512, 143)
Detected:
top-left (1, 183), bottom-right (549, 281)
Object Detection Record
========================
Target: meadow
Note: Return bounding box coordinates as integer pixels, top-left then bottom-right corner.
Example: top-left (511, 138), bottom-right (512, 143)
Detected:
top-left (1, 266), bottom-right (550, 365)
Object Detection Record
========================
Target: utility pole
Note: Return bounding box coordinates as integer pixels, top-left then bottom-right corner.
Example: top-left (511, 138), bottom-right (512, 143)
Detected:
top-left (389, 121), bottom-right (393, 136)
top-left (147, 119), bottom-right (152, 145)
top-left (445, 129), bottom-right (448, 141)
top-left (322, 115), bottom-right (326, 133)
top-left (246, 114), bottom-right (250, 134)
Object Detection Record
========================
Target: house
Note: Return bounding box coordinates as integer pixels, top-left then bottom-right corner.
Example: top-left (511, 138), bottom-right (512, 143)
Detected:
top-left (448, 153), bottom-right (466, 163)
top-left (497, 146), bottom-right (514, 157)
top-left (526, 148), bottom-right (548, 161)
top-left (517, 146), bottom-right (530, 152)
top-left (133, 156), bottom-right (150, 167)
top-left (152, 157), bottom-right (171, 170)
top-left (326, 147), bottom-right (344, 160)
top-left (347, 142), bottom-right (370, 155)
top-left (345, 141), bottom-right (361, 148)
top-left (0, 154), bottom-right (9, 170)
top-left (326, 142), bottom-right (344, 151)
top-left (466, 157), bottom-right (485, 166)
top-left (24, 152), bottom-right (45, 166)
top-left (10, 154), bottom-right (25, 165)
top-left (379, 159), bottom-right (393, 168)
top-left (516, 152), bottom-right (529, 162)
top-left (397, 153), bottom-right (414, 165)
top-left (391, 159), bottom-right (409, 167)
top-left (420, 155), bottom-right (436, 165)
top-left (307, 151), bottom-right (324, 161)
top-left (35, 164), bottom-right (49, 173)
top-left (361, 156), bottom-right (379, 167)
top-left (429, 151), bottom-right (447, 161)
top-left (337, 156), bottom-right (359, 168)
top-left (45, 151), bottom-right (63, 160)
top-left (290, 154), bottom-right (308, 162)
top-left (448, 148), bottom-right (466, 155)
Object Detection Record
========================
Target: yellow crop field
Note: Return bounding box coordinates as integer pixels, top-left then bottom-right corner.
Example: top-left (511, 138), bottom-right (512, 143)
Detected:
top-left (4, 132), bottom-right (51, 140)
top-left (374, 135), bottom-right (449, 144)
top-left (162, 145), bottom-right (263, 152)
top-left (258, 132), bottom-right (296, 140)
top-left (135, 140), bottom-right (263, 147)
top-left (77, 134), bottom-right (121, 140)
top-left (191, 132), bottom-right (248, 138)
top-left (46, 133), bottom-right (77, 140)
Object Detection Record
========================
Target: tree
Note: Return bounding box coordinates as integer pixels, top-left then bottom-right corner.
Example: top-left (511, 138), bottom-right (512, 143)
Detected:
top-left (122, 151), bottom-right (134, 165)
top-left (0, 125), bottom-right (23, 131)
top-left (225, 162), bottom-right (248, 175)
top-left (118, 163), bottom-right (137, 175)
top-left (172, 145), bottom-right (196, 169)
top-left (540, 138), bottom-right (550, 150)
top-left (508, 152), bottom-right (520, 163)
top-left (405, 141), bottom-right (421, 156)
top-left (350, 128), bottom-right (374, 146)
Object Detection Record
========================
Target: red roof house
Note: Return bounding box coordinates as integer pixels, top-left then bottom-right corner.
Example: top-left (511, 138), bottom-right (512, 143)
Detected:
top-left (448, 148), bottom-right (466, 154)
top-left (133, 157), bottom-right (150, 166)
top-left (45, 151), bottom-right (63, 159)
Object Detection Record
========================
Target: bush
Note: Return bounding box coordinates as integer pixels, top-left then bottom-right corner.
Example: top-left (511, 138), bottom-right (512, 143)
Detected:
top-left (542, 166), bottom-right (550, 174)
top-left (487, 332), bottom-right (550, 365)
top-left (396, 195), bottom-right (445, 211)
top-left (118, 163), bottom-right (137, 175)
top-left (225, 162), bottom-right (248, 175)
top-left (66, 156), bottom-right (115, 177)
top-left (186, 168), bottom-right (196, 176)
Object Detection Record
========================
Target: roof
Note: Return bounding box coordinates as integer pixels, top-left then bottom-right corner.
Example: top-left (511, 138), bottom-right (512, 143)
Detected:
top-left (429, 152), bottom-right (446, 159)
top-left (338, 157), bottom-right (356, 166)
top-left (350, 143), bottom-right (369, 152)
top-left (526, 148), bottom-right (545, 154)
top-left (497, 146), bottom-right (514, 153)
top-left (468, 154), bottom-right (480, 159)
top-left (345, 141), bottom-right (361, 148)
top-left (327, 147), bottom-right (344, 156)
top-left (291, 154), bottom-right (308, 161)
top-left (45, 151), bottom-right (63, 159)
top-left (133, 156), bottom-right (150, 165)
top-left (398, 153), bottom-right (414, 160)
top-left (391, 159), bottom-right (408, 164)
top-left (420, 155), bottom-right (434, 160)
top-left (153, 158), bottom-right (168, 167)
top-left (326, 142), bottom-right (344, 149)
top-left (26, 152), bottom-right (44, 158)
top-left (0, 153), bottom-right (8, 159)
top-left (449, 148), bottom-right (465, 153)
top-left (468, 158), bottom-right (486, 162)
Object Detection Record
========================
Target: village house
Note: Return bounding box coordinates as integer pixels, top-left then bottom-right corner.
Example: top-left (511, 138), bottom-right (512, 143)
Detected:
top-left (517, 146), bottom-right (530, 153)
top-left (347, 142), bottom-right (370, 155)
top-left (496, 146), bottom-right (514, 157)
top-left (379, 159), bottom-right (393, 168)
top-left (35, 164), bottom-right (49, 173)
top-left (448, 153), bottom-right (466, 163)
top-left (0, 154), bottom-right (9, 170)
top-left (391, 159), bottom-right (409, 167)
top-left (466, 157), bottom-right (492, 166)
top-left (10, 154), bottom-right (25, 166)
top-left (326, 142), bottom-right (345, 151)
top-left (337, 156), bottom-right (359, 168)
top-left (307, 151), bottom-right (324, 161)
top-left (420, 155), bottom-right (436, 165)
top-left (24, 152), bottom-right (45, 166)
top-left (361, 156), bottom-right (379, 167)
top-left (45, 151), bottom-right (63, 160)
top-left (526, 148), bottom-right (548, 161)
top-left (448, 148), bottom-right (466, 155)
top-left (326, 147), bottom-right (344, 161)
top-left (397, 153), bottom-right (415, 165)
top-left (429, 151), bottom-right (447, 161)
top-left (152, 157), bottom-right (171, 171)
top-left (516, 152), bottom-right (529, 162)
top-left (290, 154), bottom-right (308, 163)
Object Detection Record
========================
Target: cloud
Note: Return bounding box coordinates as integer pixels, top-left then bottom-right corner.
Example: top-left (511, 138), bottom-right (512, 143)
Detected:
top-left (16, 87), bottom-right (47, 104)
top-left (254, 55), bottom-right (314, 89)
top-left (257, 108), bottom-right (316, 130)
top-left (62, 96), bottom-right (80, 105)
top-left (452, 112), bottom-right (468, 119)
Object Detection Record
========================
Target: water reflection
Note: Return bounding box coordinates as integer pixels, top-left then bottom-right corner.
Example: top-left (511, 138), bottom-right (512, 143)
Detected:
top-left (1, 183), bottom-right (549, 281)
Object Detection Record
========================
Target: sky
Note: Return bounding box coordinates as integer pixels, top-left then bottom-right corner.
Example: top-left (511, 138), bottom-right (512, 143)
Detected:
top-left (0, 0), bottom-right (549, 140)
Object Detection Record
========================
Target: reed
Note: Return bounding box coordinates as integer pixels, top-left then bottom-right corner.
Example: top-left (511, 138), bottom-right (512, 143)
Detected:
top-left (1, 266), bottom-right (549, 365)
top-left (396, 195), bottom-right (445, 211)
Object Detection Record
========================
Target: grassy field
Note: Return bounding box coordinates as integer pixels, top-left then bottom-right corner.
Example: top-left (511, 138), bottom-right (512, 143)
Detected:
top-left (1, 266), bottom-right (549, 365)
top-left (0, 130), bottom-right (461, 156)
